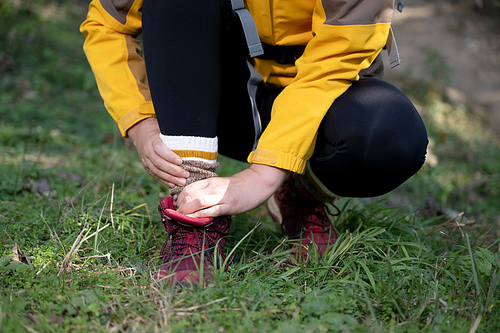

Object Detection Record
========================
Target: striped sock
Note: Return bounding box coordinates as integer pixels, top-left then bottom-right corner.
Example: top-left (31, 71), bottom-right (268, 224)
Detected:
top-left (159, 135), bottom-right (218, 207)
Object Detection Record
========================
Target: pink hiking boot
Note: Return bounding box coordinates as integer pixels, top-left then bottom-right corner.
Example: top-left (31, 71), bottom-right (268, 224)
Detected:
top-left (155, 196), bottom-right (231, 286)
top-left (267, 173), bottom-right (339, 260)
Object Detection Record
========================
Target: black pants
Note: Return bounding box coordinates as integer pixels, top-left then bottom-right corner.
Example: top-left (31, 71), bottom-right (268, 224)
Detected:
top-left (142, 0), bottom-right (428, 198)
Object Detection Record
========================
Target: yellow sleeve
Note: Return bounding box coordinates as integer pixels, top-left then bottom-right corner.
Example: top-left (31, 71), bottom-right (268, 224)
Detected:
top-left (80, 0), bottom-right (154, 137)
top-left (249, 0), bottom-right (394, 173)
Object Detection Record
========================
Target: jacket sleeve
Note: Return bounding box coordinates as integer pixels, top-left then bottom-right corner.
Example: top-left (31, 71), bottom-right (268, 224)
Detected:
top-left (248, 0), bottom-right (394, 173)
top-left (80, 0), bottom-right (154, 137)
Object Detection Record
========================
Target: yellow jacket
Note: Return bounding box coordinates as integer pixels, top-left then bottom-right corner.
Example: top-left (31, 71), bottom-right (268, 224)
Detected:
top-left (81, 0), bottom-right (394, 174)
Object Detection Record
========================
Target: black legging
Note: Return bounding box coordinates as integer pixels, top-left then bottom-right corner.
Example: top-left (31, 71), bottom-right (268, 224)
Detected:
top-left (142, 0), bottom-right (428, 198)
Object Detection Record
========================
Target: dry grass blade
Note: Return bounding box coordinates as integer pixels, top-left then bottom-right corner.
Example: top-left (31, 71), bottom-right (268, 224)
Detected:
top-left (58, 227), bottom-right (86, 276)
top-left (110, 182), bottom-right (115, 229)
top-left (20, 322), bottom-right (40, 333)
top-left (163, 297), bottom-right (229, 314)
top-left (271, 237), bottom-right (287, 254)
top-left (425, 212), bottom-right (465, 236)
top-left (468, 314), bottom-right (482, 333)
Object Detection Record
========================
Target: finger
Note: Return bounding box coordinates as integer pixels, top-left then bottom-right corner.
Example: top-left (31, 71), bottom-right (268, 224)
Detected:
top-left (149, 154), bottom-right (188, 179)
top-left (163, 181), bottom-right (176, 188)
top-left (193, 205), bottom-right (227, 218)
top-left (155, 169), bottom-right (187, 187)
top-left (148, 139), bottom-right (189, 178)
top-left (152, 140), bottom-right (183, 165)
top-left (177, 194), bottom-right (224, 215)
top-left (176, 179), bottom-right (211, 204)
top-left (144, 159), bottom-right (187, 187)
top-left (151, 173), bottom-right (175, 188)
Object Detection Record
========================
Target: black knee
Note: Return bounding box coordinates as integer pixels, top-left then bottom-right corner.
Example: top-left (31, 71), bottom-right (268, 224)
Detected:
top-left (310, 78), bottom-right (428, 197)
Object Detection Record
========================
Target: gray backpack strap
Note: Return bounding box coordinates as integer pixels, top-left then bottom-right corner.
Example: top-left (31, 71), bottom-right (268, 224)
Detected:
top-left (387, 26), bottom-right (401, 68)
top-left (245, 58), bottom-right (264, 150)
top-left (396, 0), bottom-right (404, 12)
top-left (387, 1), bottom-right (403, 69)
top-left (230, 0), bottom-right (264, 57)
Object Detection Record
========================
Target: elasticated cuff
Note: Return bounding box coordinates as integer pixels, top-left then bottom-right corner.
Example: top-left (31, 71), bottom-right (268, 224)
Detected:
top-left (247, 148), bottom-right (307, 174)
top-left (118, 101), bottom-right (156, 137)
top-left (159, 135), bottom-right (218, 164)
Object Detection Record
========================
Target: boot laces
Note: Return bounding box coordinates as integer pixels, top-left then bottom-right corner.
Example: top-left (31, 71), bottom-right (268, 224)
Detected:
top-left (159, 209), bottom-right (229, 266)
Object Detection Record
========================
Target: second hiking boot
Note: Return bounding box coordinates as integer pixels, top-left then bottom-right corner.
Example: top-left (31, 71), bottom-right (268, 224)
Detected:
top-left (268, 173), bottom-right (339, 259)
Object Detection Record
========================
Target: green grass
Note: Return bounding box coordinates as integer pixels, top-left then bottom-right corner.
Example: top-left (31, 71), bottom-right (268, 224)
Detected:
top-left (1, 0), bottom-right (499, 332)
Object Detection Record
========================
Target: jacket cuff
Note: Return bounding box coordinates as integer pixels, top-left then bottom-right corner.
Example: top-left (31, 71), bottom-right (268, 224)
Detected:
top-left (118, 101), bottom-right (155, 137)
top-left (247, 149), bottom-right (307, 174)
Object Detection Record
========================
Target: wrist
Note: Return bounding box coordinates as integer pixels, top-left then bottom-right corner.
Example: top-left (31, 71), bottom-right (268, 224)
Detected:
top-left (128, 118), bottom-right (159, 146)
top-left (248, 164), bottom-right (288, 191)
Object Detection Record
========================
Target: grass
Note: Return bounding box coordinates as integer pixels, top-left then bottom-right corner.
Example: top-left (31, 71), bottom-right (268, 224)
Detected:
top-left (1, 0), bottom-right (499, 332)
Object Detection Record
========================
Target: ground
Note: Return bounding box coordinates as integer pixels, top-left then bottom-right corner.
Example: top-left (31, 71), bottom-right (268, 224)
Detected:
top-left (384, 0), bottom-right (500, 135)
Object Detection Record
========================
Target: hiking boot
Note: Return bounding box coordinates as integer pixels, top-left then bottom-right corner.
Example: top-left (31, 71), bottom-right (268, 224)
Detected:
top-left (267, 173), bottom-right (339, 259)
top-left (155, 196), bottom-right (231, 286)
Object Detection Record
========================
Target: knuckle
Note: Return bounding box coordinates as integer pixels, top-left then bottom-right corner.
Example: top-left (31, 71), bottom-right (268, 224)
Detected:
top-left (183, 195), bottom-right (192, 203)
top-left (153, 141), bottom-right (163, 151)
top-left (152, 157), bottom-right (161, 167)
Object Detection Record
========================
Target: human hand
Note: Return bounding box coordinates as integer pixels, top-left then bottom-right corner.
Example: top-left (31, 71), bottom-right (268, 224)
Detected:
top-left (128, 118), bottom-right (189, 187)
top-left (176, 164), bottom-right (288, 217)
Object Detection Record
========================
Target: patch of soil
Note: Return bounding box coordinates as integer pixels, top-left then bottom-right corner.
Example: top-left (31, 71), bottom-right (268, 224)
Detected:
top-left (383, 0), bottom-right (500, 135)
